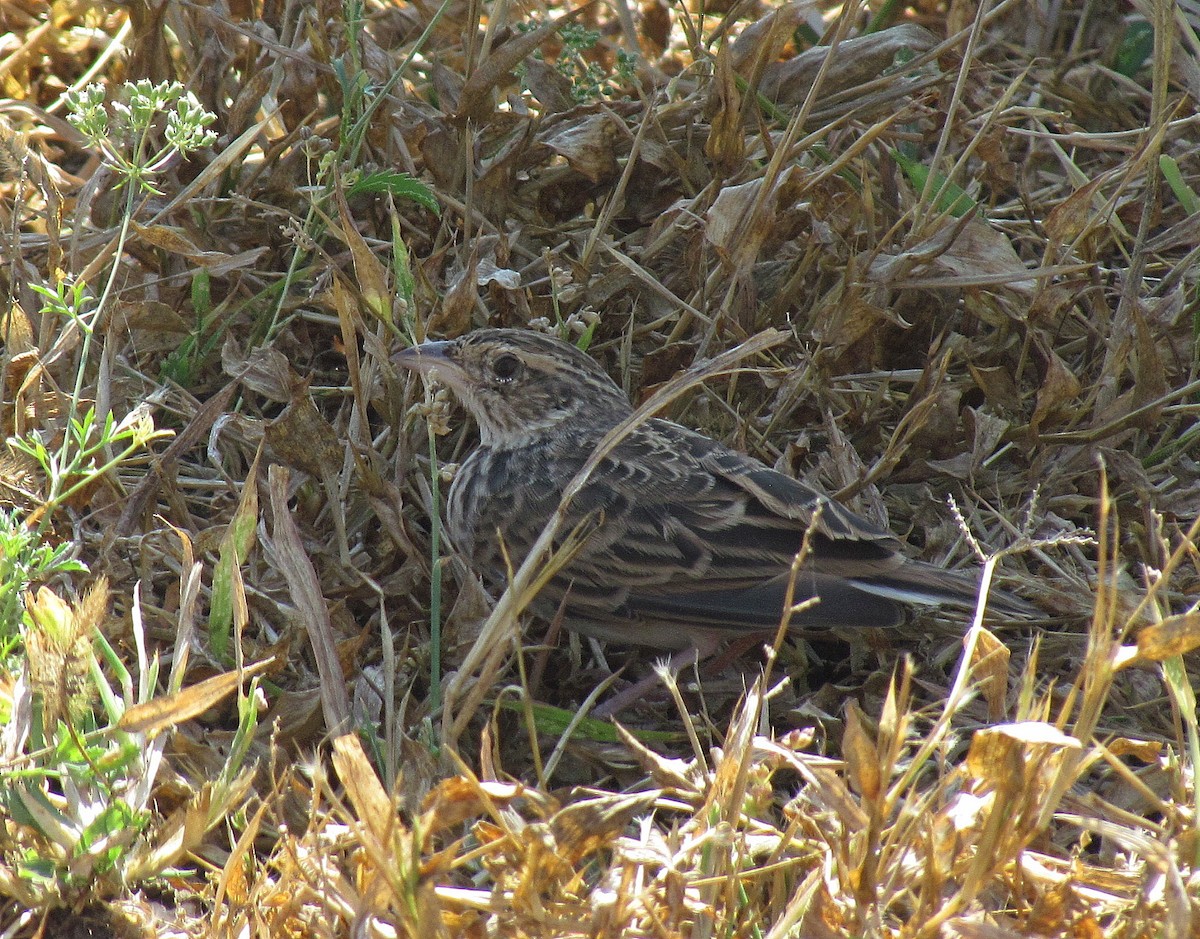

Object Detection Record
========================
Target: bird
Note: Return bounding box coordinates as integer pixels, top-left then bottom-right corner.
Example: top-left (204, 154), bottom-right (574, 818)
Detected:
top-left (394, 328), bottom-right (1031, 655)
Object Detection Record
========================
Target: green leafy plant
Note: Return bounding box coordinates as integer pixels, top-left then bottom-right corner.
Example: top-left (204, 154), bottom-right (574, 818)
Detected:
top-left (9, 407), bottom-right (170, 529)
top-left (518, 18), bottom-right (634, 102)
top-left (56, 78), bottom-right (215, 398)
top-left (66, 80), bottom-right (217, 195)
top-left (892, 147), bottom-right (979, 218)
top-left (0, 510), bottom-right (85, 651)
top-left (346, 170), bottom-right (439, 210)
top-left (5, 81), bottom-right (210, 535)
top-left (0, 581), bottom-right (261, 904)
top-left (1114, 20), bottom-right (1154, 79)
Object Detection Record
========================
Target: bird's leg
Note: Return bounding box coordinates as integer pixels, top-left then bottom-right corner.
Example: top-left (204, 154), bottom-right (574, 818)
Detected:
top-left (590, 645), bottom-right (702, 718)
top-left (527, 595), bottom-right (571, 699)
top-left (590, 629), bottom-right (784, 717)
top-left (702, 633), bottom-right (773, 672)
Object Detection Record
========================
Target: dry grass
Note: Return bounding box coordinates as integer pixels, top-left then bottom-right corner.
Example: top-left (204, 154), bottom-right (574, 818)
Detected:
top-left (2, 0), bottom-right (1200, 935)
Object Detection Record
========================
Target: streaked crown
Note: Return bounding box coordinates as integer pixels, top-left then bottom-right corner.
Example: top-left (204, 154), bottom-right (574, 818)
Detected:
top-left (395, 329), bottom-right (633, 447)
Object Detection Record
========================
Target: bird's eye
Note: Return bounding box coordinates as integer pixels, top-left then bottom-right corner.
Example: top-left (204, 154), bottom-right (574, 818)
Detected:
top-left (491, 352), bottom-right (522, 382)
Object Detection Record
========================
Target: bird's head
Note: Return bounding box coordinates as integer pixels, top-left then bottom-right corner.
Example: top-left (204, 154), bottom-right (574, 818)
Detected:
top-left (394, 329), bottom-right (633, 447)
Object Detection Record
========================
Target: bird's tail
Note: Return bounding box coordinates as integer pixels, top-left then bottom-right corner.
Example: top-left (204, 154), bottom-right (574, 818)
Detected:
top-left (850, 561), bottom-right (1039, 619)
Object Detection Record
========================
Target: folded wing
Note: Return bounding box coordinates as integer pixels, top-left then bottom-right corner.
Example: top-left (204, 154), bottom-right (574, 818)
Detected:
top-left (552, 420), bottom-right (1012, 642)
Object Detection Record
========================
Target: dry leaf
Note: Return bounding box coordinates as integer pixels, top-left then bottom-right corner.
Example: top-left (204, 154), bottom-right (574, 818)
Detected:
top-left (1130, 306), bottom-right (1169, 410)
top-left (1030, 351), bottom-right (1082, 433)
top-left (455, 5), bottom-right (595, 123)
top-left (968, 722), bottom-right (1082, 790)
top-left (729, 2), bottom-right (810, 73)
top-left (549, 792), bottom-right (657, 864)
top-left (265, 393), bottom-right (343, 478)
top-left (1044, 177), bottom-right (1106, 247)
top-left (992, 722), bottom-right (1081, 748)
top-left (760, 23), bottom-right (939, 107)
top-left (335, 184), bottom-right (392, 324)
top-left (968, 627), bottom-right (1011, 722)
top-left (431, 248), bottom-right (480, 337)
top-left (929, 219), bottom-right (1034, 295)
top-left (1104, 737), bottom-right (1163, 762)
top-left (120, 659), bottom-right (272, 734)
top-left (523, 58), bottom-right (575, 114)
top-left (130, 221), bottom-right (268, 274)
top-left (968, 364), bottom-right (1022, 413)
top-left (810, 291), bottom-right (891, 351)
top-left (705, 168), bottom-right (805, 269)
top-left (842, 702), bottom-right (881, 801)
top-left (541, 112), bottom-right (620, 184)
top-left (222, 336), bottom-right (303, 402)
top-left (705, 40), bottom-right (743, 176)
top-left (1135, 611), bottom-right (1200, 661)
top-left (421, 776), bottom-right (532, 835)
top-left (268, 466), bottom-right (351, 731)
top-left (1, 300), bottom-right (35, 355)
top-left (333, 733), bottom-right (401, 846)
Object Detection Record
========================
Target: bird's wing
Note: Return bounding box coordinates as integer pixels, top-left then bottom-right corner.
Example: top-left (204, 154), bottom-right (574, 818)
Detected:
top-left (546, 420), bottom-right (919, 633)
top-left (555, 420), bottom-right (1032, 640)
top-left (676, 428), bottom-right (1036, 618)
top-left (459, 420), bottom-right (1022, 644)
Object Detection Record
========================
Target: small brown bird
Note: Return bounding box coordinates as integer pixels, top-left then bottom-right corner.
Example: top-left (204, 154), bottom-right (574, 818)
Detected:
top-left (395, 329), bottom-right (1028, 653)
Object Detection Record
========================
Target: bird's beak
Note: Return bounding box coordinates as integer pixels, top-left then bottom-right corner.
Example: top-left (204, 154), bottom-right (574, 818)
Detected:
top-left (393, 340), bottom-right (470, 393)
top-left (393, 340), bottom-right (459, 375)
